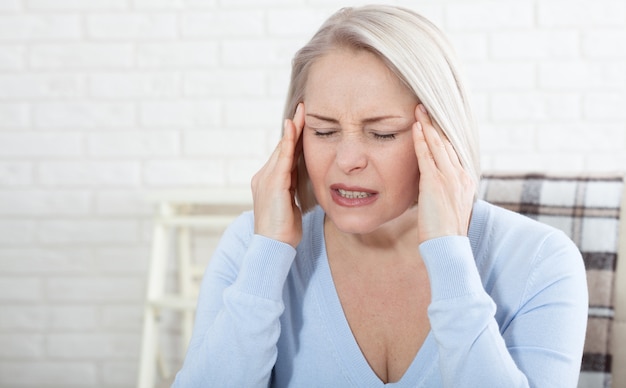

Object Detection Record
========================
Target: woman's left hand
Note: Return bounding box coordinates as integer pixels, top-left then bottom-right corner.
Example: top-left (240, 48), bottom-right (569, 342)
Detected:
top-left (412, 104), bottom-right (475, 245)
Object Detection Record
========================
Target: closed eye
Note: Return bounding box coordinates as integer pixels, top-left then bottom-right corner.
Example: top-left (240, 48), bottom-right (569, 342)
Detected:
top-left (373, 132), bottom-right (397, 140)
top-left (314, 130), bottom-right (337, 137)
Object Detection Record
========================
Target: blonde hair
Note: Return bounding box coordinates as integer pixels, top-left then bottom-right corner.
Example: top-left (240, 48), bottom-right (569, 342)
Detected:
top-left (284, 5), bottom-right (481, 212)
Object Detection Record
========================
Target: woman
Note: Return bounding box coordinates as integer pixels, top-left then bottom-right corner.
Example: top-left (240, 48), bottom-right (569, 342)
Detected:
top-left (174, 5), bottom-right (587, 387)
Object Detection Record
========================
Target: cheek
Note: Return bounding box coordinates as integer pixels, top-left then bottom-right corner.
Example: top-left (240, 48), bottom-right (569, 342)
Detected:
top-left (389, 140), bottom-right (420, 188)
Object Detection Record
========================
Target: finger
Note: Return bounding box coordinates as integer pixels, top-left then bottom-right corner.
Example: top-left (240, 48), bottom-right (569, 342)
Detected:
top-left (414, 104), bottom-right (455, 173)
top-left (292, 103), bottom-right (305, 139)
top-left (418, 106), bottom-right (463, 169)
top-left (412, 120), bottom-right (436, 176)
top-left (291, 103), bottom-right (305, 169)
top-left (443, 138), bottom-right (462, 169)
top-left (279, 119), bottom-right (297, 170)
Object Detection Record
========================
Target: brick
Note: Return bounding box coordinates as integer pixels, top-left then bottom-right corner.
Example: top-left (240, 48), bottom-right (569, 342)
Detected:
top-left (182, 10), bottom-right (264, 37)
top-left (49, 305), bottom-right (98, 330)
top-left (140, 100), bottom-right (221, 128)
top-left (267, 67), bottom-right (291, 97)
top-left (267, 9), bottom-right (330, 36)
top-left (144, 160), bottom-right (224, 186)
top-left (0, 305), bottom-right (46, 330)
top-left (0, 103), bottom-right (29, 129)
top-left (0, 334), bottom-right (45, 358)
top-left (219, 0), bottom-right (302, 5)
top-left (101, 305), bottom-right (143, 330)
top-left (38, 220), bottom-right (140, 243)
top-left (132, 0), bottom-right (188, 8)
top-left (137, 41), bottom-right (218, 67)
top-left (30, 43), bottom-right (134, 69)
top-left (0, 162), bottom-right (32, 186)
top-left (46, 276), bottom-right (143, 302)
top-left (584, 93), bottom-right (626, 120)
top-left (0, 277), bottom-right (42, 301)
top-left (94, 245), bottom-right (149, 273)
top-left (539, 62), bottom-right (626, 90)
top-left (101, 362), bottom-right (138, 387)
top-left (184, 70), bottom-right (265, 97)
top-left (391, 2), bottom-right (445, 28)
top-left (139, 219), bottom-right (153, 243)
top-left (491, 153), bottom-right (585, 172)
top-left (469, 92), bottom-right (489, 122)
top-left (445, 2), bottom-right (533, 31)
top-left (480, 154), bottom-right (494, 171)
top-left (183, 130), bottom-right (266, 157)
top-left (0, 132), bottom-right (83, 158)
top-left (0, 220), bottom-right (37, 244)
top-left (448, 33), bottom-right (488, 61)
top-left (306, 0), bottom-right (375, 5)
top-left (0, 14), bottom-right (81, 41)
top-left (0, 190), bottom-right (91, 216)
top-left (39, 161), bottom-right (141, 186)
top-left (490, 31), bottom-right (579, 60)
top-left (224, 99), bottom-right (284, 128)
top-left (226, 158), bottom-right (264, 186)
top-left (87, 13), bottom-right (178, 40)
top-left (25, 0), bottom-right (129, 10)
top-left (585, 154), bottom-right (626, 171)
top-left (88, 72), bottom-right (180, 98)
top-left (184, 0), bottom-right (218, 7)
top-left (464, 63), bottom-right (535, 91)
top-left (87, 131), bottom-right (179, 156)
top-left (0, 361), bottom-right (97, 387)
top-left (0, 0), bottom-right (19, 11)
top-left (478, 124), bottom-right (536, 152)
top-left (222, 38), bottom-right (304, 66)
top-left (95, 190), bottom-right (154, 216)
top-left (0, 247), bottom-right (94, 273)
top-left (537, 123), bottom-right (625, 151)
top-left (582, 30), bottom-right (626, 58)
top-left (0, 74), bottom-right (83, 99)
top-left (538, 0), bottom-right (626, 27)
top-left (34, 101), bottom-right (135, 129)
top-left (0, 44), bottom-right (24, 70)
top-left (491, 92), bottom-right (581, 121)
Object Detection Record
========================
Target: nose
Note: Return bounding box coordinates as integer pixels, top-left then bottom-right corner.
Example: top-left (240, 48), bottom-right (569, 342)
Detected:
top-left (335, 135), bottom-right (367, 174)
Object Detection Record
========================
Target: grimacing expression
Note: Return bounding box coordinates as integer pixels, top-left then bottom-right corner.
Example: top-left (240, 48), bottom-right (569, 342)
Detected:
top-left (302, 48), bottom-right (420, 235)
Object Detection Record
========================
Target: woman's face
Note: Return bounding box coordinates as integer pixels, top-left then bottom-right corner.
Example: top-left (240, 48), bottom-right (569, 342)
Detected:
top-left (303, 48), bottom-right (420, 235)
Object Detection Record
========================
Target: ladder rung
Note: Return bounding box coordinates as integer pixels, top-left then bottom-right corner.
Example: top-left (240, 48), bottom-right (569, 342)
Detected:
top-left (149, 295), bottom-right (197, 310)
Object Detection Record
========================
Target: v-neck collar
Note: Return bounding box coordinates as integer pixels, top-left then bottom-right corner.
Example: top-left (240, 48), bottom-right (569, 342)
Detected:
top-left (308, 206), bottom-right (439, 387)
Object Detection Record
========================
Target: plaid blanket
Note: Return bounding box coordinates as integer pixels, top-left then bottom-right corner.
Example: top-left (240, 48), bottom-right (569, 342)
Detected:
top-left (479, 172), bottom-right (625, 388)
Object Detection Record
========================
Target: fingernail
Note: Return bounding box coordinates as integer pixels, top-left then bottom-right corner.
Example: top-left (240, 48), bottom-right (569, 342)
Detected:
top-left (419, 104), bottom-right (427, 114)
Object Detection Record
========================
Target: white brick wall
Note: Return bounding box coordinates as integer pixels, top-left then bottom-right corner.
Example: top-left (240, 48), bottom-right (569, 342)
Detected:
top-left (0, 0), bottom-right (624, 387)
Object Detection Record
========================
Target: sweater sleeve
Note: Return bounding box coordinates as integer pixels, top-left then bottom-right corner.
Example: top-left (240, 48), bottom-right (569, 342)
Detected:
top-left (420, 232), bottom-right (587, 388)
top-left (172, 212), bottom-right (296, 388)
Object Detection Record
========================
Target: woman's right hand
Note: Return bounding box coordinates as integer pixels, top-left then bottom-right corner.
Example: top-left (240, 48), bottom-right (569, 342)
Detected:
top-left (251, 103), bottom-right (305, 248)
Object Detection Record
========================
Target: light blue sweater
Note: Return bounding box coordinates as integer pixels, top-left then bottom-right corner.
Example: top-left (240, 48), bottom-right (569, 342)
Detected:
top-left (173, 200), bottom-right (588, 387)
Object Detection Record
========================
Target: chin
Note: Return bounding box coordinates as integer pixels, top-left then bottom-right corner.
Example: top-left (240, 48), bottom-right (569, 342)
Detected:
top-left (325, 208), bottom-right (402, 234)
top-left (325, 201), bottom-right (418, 235)
top-left (332, 218), bottom-right (378, 235)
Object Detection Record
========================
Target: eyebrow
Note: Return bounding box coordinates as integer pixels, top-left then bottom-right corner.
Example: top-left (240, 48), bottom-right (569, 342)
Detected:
top-left (305, 113), bottom-right (405, 125)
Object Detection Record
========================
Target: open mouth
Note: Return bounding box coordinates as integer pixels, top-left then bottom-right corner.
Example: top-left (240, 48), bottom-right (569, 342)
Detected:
top-left (336, 188), bottom-right (374, 199)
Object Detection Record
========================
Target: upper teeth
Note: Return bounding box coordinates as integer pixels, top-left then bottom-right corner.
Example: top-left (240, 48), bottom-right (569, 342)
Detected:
top-left (338, 189), bottom-right (372, 199)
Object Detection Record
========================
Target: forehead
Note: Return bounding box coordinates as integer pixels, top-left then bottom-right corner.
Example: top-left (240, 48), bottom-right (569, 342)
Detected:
top-left (304, 48), bottom-right (416, 111)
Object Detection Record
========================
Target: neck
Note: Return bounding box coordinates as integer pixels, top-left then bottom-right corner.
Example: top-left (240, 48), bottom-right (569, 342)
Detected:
top-left (324, 206), bottom-right (420, 257)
